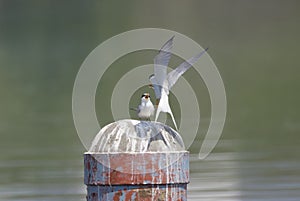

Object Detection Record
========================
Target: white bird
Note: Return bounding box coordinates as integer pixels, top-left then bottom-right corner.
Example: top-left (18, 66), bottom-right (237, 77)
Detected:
top-left (150, 36), bottom-right (208, 130)
top-left (137, 93), bottom-right (155, 120)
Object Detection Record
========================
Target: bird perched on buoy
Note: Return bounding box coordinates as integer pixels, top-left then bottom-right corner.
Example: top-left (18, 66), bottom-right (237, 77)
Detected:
top-left (150, 36), bottom-right (208, 130)
top-left (136, 92), bottom-right (155, 121)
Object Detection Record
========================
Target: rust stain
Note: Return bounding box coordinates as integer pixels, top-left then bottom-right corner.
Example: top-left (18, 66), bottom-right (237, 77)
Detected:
top-left (85, 152), bottom-right (189, 200)
top-left (113, 190), bottom-right (122, 201)
top-left (124, 190), bottom-right (136, 201)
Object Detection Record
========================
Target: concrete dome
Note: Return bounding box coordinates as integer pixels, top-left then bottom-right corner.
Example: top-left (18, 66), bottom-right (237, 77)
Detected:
top-left (88, 119), bottom-right (185, 152)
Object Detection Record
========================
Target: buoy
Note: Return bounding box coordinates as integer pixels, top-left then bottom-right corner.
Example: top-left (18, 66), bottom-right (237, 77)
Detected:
top-left (84, 120), bottom-right (189, 201)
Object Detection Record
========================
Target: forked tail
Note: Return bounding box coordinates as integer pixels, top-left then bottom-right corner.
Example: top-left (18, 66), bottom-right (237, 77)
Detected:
top-left (155, 90), bottom-right (178, 130)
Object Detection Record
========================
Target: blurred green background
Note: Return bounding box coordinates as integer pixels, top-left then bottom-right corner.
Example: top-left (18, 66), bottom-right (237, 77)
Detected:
top-left (0, 1), bottom-right (299, 200)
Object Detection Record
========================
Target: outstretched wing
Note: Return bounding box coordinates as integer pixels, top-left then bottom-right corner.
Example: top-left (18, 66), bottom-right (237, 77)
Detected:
top-left (167, 47), bottom-right (208, 89)
top-left (149, 75), bottom-right (162, 100)
top-left (153, 36), bottom-right (174, 86)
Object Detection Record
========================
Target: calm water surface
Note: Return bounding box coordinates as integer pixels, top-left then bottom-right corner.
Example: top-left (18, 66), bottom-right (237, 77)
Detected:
top-left (1, 140), bottom-right (299, 201)
top-left (1, 1), bottom-right (299, 201)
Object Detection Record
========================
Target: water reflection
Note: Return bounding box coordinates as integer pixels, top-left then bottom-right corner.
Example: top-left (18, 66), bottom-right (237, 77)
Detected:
top-left (0, 157), bottom-right (85, 201)
top-left (1, 140), bottom-right (299, 201)
top-left (189, 152), bottom-right (241, 201)
top-left (188, 145), bottom-right (300, 201)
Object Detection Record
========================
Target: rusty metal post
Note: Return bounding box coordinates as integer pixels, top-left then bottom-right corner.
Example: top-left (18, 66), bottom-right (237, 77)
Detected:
top-left (84, 120), bottom-right (189, 201)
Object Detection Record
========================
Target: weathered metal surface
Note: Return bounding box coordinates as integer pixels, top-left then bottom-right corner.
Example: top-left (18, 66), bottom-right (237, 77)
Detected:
top-left (88, 120), bottom-right (185, 153)
top-left (84, 120), bottom-right (189, 200)
top-left (84, 152), bottom-right (189, 201)
top-left (84, 152), bottom-right (189, 185)
top-left (87, 184), bottom-right (187, 201)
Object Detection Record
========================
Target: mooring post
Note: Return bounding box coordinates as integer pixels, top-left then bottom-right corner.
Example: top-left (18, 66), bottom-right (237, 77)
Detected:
top-left (84, 120), bottom-right (189, 201)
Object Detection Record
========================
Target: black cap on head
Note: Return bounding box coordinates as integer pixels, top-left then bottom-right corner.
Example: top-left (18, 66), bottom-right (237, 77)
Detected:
top-left (141, 93), bottom-right (150, 98)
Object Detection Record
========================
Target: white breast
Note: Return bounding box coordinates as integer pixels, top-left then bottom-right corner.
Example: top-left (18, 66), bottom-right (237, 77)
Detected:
top-left (138, 101), bottom-right (155, 119)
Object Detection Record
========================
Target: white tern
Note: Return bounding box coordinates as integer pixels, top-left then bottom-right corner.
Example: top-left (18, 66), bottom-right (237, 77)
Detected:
top-left (137, 92), bottom-right (155, 120)
top-left (149, 36), bottom-right (208, 130)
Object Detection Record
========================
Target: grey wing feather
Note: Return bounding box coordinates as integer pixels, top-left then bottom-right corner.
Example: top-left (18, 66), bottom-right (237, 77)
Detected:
top-left (149, 75), bottom-right (162, 99)
top-left (137, 105), bottom-right (141, 113)
top-left (167, 47), bottom-right (208, 89)
top-left (153, 36), bottom-right (174, 86)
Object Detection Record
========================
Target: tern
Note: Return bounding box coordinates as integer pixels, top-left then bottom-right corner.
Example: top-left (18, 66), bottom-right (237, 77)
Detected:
top-left (150, 36), bottom-right (208, 130)
top-left (136, 92), bottom-right (155, 121)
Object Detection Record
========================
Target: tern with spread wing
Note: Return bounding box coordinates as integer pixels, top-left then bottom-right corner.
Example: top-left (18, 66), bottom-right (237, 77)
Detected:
top-left (150, 36), bottom-right (208, 130)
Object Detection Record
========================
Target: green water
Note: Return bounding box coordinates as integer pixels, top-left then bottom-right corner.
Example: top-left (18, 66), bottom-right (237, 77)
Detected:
top-left (0, 1), bottom-right (299, 200)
